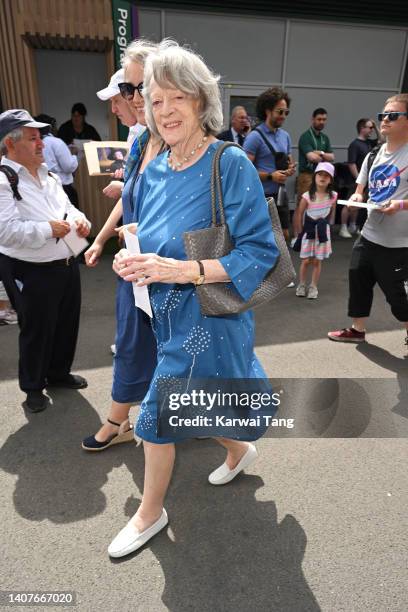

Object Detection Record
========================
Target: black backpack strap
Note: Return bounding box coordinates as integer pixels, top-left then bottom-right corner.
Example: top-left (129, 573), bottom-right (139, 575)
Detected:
top-left (366, 144), bottom-right (381, 177)
top-left (0, 165), bottom-right (22, 200)
top-left (254, 127), bottom-right (277, 158)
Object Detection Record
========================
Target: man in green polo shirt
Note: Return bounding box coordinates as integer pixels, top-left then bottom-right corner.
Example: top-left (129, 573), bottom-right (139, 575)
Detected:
top-left (293, 108), bottom-right (335, 235)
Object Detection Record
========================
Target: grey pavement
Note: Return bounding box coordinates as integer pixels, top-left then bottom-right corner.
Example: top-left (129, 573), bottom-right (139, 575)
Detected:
top-left (1, 238), bottom-right (407, 612)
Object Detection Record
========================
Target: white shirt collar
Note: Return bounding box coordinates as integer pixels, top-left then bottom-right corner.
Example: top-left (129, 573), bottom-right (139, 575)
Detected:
top-left (1, 156), bottom-right (49, 180)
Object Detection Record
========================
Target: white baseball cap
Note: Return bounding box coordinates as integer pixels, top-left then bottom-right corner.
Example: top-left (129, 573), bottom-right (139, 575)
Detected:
top-left (96, 69), bottom-right (124, 101)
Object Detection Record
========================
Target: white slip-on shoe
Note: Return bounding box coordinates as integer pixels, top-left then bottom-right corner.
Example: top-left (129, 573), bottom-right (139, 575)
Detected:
top-left (339, 226), bottom-right (352, 238)
top-left (208, 443), bottom-right (258, 486)
top-left (108, 509), bottom-right (168, 558)
top-left (307, 285), bottom-right (319, 299)
top-left (295, 283), bottom-right (306, 297)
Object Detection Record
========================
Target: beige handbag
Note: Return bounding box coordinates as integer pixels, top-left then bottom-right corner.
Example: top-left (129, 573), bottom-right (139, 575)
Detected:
top-left (183, 141), bottom-right (296, 316)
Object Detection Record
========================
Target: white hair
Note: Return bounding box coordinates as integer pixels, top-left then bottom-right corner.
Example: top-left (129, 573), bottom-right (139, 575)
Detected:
top-left (121, 38), bottom-right (158, 70)
top-left (0, 127), bottom-right (24, 155)
top-left (143, 39), bottom-right (223, 137)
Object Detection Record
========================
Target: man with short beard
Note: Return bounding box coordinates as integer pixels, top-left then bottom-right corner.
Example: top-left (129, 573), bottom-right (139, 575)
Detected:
top-left (294, 108), bottom-right (334, 236)
top-left (244, 87), bottom-right (296, 241)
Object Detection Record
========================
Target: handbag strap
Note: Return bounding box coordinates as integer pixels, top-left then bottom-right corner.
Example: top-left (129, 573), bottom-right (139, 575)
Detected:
top-left (210, 141), bottom-right (242, 226)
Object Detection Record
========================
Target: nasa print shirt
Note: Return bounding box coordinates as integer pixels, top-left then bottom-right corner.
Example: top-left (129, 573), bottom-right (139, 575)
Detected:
top-left (357, 142), bottom-right (408, 248)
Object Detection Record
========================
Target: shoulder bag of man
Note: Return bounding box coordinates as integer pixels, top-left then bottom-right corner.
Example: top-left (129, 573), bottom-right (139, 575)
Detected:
top-left (0, 166), bottom-right (23, 311)
top-left (253, 127), bottom-right (289, 170)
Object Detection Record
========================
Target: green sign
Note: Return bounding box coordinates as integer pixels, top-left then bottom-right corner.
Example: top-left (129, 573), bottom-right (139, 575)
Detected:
top-left (112, 0), bottom-right (133, 140)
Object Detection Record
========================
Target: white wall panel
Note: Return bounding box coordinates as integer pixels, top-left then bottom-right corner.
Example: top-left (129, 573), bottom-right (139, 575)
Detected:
top-left (35, 50), bottom-right (109, 139)
top-left (137, 6), bottom-right (407, 176)
top-left (164, 11), bottom-right (285, 83)
top-left (285, 87), bottom-right (396, 156)
top-left (286, 23), bottom-right (406, 89)
top-left (139, 9), bottom-right (162, 41)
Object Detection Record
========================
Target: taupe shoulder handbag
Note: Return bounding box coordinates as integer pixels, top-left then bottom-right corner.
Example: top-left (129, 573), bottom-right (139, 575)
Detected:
top-left (183, 141), bottom-right (296, 316)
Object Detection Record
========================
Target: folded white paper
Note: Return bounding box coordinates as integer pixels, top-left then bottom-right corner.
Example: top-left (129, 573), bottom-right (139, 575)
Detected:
top-left (123, 226), bottom-right (153, 318)
top-left (337, 199), bottom-right (383, 210)
top-left (63, 224), bottom-right (89, 256)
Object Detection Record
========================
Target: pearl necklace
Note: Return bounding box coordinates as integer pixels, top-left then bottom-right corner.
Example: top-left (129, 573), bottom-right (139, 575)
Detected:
top-left (167, 135), bottom-right (208, 171)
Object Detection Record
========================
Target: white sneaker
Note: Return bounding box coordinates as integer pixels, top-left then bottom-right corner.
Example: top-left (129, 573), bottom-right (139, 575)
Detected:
top-left (307, 286), bottom-right (318, 299)
top-left (108, 509), bottom-right (168, 558)
top-left (0, 309), bottom-right (18, 325)
top-left (295, 283), bottom-right (306, 297)
top-left (208, 443), bottom-right (258, 485)
top-left (339, 226), bottom-right (352, 238)
top-left (110, 344), bottom-right (116, 355)
top-left (287, 281), bottom-right (295, 288)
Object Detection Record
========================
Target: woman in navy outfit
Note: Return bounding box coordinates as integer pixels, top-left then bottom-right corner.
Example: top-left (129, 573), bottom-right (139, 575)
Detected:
top-left (82, 40), bottom-right (163, 451)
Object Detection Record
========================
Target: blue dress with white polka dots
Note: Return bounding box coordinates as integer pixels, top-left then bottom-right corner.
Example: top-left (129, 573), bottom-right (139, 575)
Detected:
top-left (133, 141), bottom-right (279, 443)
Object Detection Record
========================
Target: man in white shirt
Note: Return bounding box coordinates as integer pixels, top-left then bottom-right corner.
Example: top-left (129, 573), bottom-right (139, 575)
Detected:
top-left (0, 109), bottom-right (91, 412)
top-left (35, 114), bottom-right (79, 207)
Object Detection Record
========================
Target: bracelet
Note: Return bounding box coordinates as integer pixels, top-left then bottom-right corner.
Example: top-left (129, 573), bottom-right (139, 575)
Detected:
top-left (399, 200), bottom-right (405, 210)
top-left (192, 260), bottom-right (205, 285)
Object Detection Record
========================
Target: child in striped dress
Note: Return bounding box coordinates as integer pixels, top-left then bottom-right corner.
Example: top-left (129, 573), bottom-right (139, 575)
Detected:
top-left (295, 162), bottom-right (337, 299)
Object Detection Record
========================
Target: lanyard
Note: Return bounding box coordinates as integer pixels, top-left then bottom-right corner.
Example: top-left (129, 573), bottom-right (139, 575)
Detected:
top-left (128, 135), bottom-right (167, 214)
top-left (309, 128), bottom-right (325, 151)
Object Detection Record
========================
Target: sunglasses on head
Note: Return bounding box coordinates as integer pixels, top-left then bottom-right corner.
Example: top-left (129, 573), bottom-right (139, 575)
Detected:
top-left (377, 111), bottom-right (408, 122)
top-left (275, 109), bottom-right (290, 116)
top-left (118, 81), bottom-right (144, 100)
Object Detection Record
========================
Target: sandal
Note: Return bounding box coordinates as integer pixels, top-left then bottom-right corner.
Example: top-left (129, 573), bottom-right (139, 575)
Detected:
top-left (81, 418), bottom-right (134, 451)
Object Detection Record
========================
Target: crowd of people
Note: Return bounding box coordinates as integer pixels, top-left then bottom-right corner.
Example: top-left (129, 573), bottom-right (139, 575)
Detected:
top-left (0, 36), bottom-right (407, 558)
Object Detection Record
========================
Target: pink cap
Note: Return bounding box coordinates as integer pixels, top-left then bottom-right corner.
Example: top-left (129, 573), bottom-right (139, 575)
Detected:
top-left (315, 162), bottom-right (335, 177)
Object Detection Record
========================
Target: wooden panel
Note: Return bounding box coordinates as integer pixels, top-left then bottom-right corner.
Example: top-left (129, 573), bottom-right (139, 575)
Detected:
top-left (0, 0), bottom-right (39, 111)
top-left (7, 0), bottom-right (114, 46)
top-left (0, 1), bottom-right (14, 106)
top-left (0, 0), bottom-right (114, 112)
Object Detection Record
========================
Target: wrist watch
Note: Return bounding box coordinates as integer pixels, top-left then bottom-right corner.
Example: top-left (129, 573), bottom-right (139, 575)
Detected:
top-left (320, 151), bottom-right (325, 157)
top-left (193, 260), bottom-right (205, 285)
top-left (266, 172), bottom-right (273, 181)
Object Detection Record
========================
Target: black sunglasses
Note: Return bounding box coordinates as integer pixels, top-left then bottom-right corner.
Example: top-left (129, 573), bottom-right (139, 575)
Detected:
top-left (275, 109), bottom-right (290, 116)
top-left (118, 81), bottom-right (144, 100)
top-left (377, 111), bottom-right (408, 122)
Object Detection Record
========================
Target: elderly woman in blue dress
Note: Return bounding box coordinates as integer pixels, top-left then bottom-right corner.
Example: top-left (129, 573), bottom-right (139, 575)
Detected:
top-left (108, 40), bottom-right (279, 557)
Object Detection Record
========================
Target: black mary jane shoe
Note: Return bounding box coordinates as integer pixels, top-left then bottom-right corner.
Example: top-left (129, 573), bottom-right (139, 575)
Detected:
top-left (81, 418), bottom-right (134, 452)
